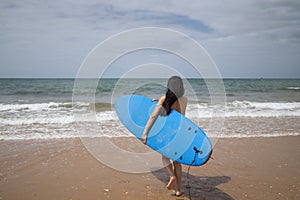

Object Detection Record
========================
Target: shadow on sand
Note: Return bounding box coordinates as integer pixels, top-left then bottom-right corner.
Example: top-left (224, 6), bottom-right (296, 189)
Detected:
top-left (152, 168), bottom-right (234, 200)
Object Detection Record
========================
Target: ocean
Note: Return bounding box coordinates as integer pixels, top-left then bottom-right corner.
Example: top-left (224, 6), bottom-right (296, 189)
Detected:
top-left (0, 78), bottom-right (299, 140)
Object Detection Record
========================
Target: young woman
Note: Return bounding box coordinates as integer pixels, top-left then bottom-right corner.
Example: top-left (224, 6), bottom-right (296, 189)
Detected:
top-left (142, 76), bottom-right (188, 196)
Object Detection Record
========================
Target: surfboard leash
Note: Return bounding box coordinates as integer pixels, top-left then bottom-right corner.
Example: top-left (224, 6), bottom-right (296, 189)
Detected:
top-left (186, 151), bottom-right (198, 200)
top-left (186, 148), bottom-right (213, 200)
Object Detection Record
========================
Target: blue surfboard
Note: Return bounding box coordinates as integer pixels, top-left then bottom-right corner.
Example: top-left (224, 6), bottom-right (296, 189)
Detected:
top-left (114, 95), bottom-right (212, 166)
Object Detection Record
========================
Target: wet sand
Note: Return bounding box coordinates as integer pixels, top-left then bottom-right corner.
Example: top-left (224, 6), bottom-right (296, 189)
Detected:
top-left (1, 136), bottom-right (299, 199)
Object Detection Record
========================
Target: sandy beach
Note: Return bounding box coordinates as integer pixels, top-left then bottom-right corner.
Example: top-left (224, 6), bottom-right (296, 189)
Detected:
top-left (1, 136), bottom-right (299, 200)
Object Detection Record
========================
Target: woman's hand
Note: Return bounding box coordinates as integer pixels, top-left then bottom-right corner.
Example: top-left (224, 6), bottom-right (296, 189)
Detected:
top-left (142, 133), bottom-right (147, 145)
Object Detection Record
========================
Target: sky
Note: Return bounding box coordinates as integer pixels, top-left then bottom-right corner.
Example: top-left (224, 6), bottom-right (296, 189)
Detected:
top-left (0, 0), bottom-right (300, 78)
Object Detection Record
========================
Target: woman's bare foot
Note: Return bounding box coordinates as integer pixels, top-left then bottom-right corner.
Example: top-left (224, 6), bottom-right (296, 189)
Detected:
top-left (175, 191), bottom-right (181, 197)
top-left (166, 176), bottom-right (176, 190)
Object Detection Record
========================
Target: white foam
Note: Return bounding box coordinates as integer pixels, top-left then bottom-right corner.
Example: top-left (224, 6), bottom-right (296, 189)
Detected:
top-left (216, 132), bottom-right (300, 138)
top-left (0, 115), bottom-right (75, 125)
top-left (0, 111), bottom-right (116, 125)
top-left (1, 131), bottom-right (298, 140)
top-left (1, 101), bottom-right (300, 140)
top-left (0, 102), bottom-right (91, 112)
top-left (186, 101), bottom-right (300, 118)
top-left (287, 87), bottom-right (299, 90)
top-left (0, 120), bottom-right (131, 140)
top-left (0, 103), bottom-right (45, 112)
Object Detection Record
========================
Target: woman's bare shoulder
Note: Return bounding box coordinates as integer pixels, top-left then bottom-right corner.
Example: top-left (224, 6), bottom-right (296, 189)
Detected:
top-left (179, 96), bottom-right (188, 102)
top-left (158, 96), bottom-right (166, 105)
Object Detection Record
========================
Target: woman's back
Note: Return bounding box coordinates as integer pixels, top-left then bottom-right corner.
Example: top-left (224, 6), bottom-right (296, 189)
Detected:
top-left (158, 96), bottom-right (188, 116)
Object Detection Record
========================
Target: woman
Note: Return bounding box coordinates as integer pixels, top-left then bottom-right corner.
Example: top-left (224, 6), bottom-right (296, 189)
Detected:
top-left (142, 76), bottom-right (188, 196)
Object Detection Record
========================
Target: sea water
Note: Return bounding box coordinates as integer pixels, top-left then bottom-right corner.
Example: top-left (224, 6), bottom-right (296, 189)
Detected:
top-left (0, 78), bottom-right (299, 140)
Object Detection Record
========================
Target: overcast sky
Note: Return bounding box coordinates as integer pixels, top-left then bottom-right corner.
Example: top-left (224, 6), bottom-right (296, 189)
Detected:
top-left (0, 0), bottom-right (299, 78)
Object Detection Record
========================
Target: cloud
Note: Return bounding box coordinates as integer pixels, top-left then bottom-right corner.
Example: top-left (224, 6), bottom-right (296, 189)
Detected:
top-left (0, 0), bottom-right (299, 78)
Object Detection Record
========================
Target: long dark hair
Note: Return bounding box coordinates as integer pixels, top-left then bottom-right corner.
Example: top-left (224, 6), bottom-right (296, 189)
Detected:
top-left (160, 76), bottom-right (184, 116)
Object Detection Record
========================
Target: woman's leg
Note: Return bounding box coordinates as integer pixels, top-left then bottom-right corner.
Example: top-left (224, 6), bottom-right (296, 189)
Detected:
top-left (173, 161), bottom-right (182, 196)
top-left (162, 156), bottom-right (176, 190)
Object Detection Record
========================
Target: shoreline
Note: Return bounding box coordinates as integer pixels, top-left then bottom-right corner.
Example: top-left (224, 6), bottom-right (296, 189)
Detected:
top-left (2, 116), bottom-right (300, 140)
top-left (1, 136), bottom-right (299, 199)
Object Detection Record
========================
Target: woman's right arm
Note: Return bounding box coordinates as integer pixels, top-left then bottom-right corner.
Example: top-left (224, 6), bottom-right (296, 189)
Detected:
top-left (141, 103), bottom-right (162, 144)
top-left (141, 96), bottom-right (165, 144)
